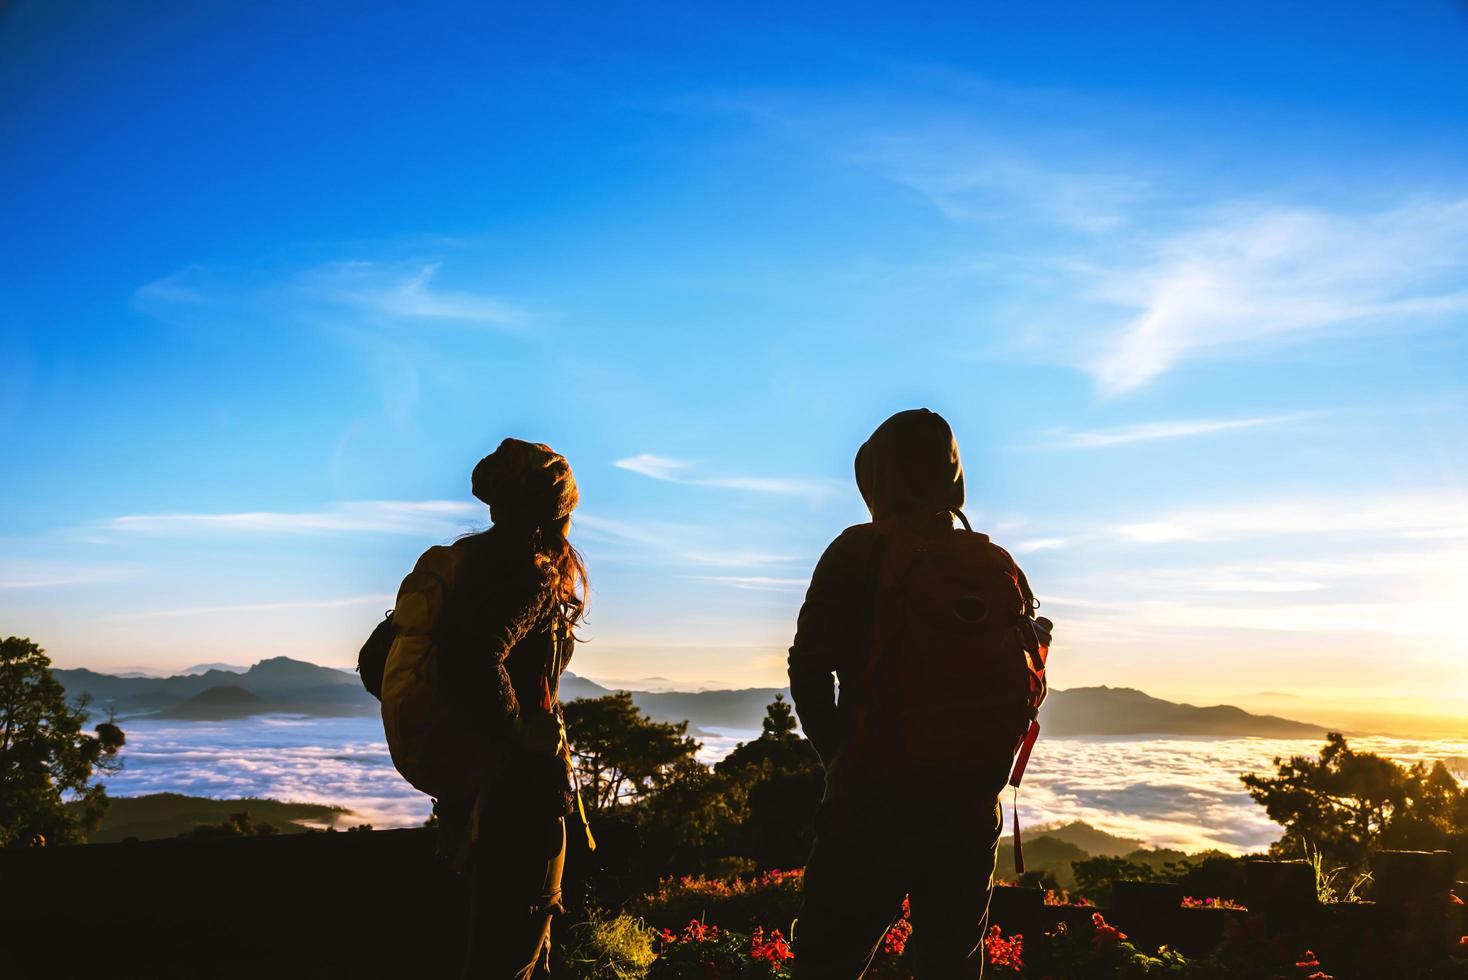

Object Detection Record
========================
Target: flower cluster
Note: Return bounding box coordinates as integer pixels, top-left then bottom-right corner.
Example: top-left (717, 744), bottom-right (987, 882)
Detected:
top-left (648, 918), bottom-right (793, 979)
top-left (882, 896), bottom-right (913, 956)
top-left (659, 919), bottom-right (722, 947)
top-left (1042, 889), bottom-right (1093, 907)
top-left (984, 925), bottom-right (1025, 972)
top-left (1181, 896), bottom-right (1247, 910)
top-left (749, 927), bottom-right (793, 968)
top-left (1293, 949), bottom-right (1334, 980)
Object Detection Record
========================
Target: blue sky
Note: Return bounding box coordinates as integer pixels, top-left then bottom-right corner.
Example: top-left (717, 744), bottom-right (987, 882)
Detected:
top-left (2, 2), bottom-right (1466, 718)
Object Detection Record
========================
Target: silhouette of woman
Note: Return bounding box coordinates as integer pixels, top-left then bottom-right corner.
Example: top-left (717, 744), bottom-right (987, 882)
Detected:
top-left (385, 438), bottom-right (586, 979)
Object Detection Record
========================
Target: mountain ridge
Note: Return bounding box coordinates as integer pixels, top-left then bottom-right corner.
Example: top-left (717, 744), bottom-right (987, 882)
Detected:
top-left (56, 658), bottom-right (1328, 737)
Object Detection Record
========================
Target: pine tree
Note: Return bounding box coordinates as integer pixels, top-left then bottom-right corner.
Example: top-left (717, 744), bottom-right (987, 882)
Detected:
top-left (761, 692), bottom-right (798, 739)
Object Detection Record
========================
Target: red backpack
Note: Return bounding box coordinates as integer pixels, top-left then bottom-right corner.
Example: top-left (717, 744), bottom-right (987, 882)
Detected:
top-left (843, 516), bottom-right (1050, 800)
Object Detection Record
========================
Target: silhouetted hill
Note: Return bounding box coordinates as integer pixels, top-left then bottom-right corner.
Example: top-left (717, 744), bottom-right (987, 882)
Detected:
top-left (1013, 820), bottom-right (1148, 857)
top-left (993, 820), bottom-right (1229, 888)
top-left (564, 673), bottom-right (1325, 738)
top-left (1040, 686), bottom-right (1326, 737)
top-left (154, 685), bottom-right (267, 720)
top-left (54, 656), bottom-right (374, 720)
top-left (183, 661), bottom-right (248, 674)
top-left (79, 793), bottom-right (350, 842)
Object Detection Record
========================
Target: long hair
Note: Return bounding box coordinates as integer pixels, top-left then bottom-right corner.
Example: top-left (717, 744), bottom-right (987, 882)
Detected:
top-left (534, 514), bottom-right (588, 633)
top-left (458, 515), bottom-right (589, 633)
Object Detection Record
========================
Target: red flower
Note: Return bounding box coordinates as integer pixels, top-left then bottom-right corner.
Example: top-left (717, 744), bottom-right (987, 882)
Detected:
top-left (1090, 912), bottom-right (1127, 948)
top-left (882, 896), bottom-right (913, 956)
top-left (1293, 950), bottom-right (1333, 979)
top-left (984, 925), bottom-right (1025, 972)
top-left (663, 919), bottom-right (720, 945)
top-left (750, 926), bottom-right (795, 967)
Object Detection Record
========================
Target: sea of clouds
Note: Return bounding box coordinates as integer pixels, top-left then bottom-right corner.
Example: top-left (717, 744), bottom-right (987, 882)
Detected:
top-left (104, 716), bottom-right (1467, 853)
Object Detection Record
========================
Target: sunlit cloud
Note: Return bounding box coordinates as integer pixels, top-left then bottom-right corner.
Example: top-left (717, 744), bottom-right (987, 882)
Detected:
top-left (106, 717), bottom-right (431, 829)
top-left (108, 714), bottom-right (1468, 853)
top-left (1085, 200), bottom-right (1468, 393)
top-left (1014, 537), bottom-right (1069, 554)
top-left (1014, 734), bottom-right (1468, 853)
top-left (1110, 492), bottom-right (1468, 544)
top-left (614, 453), bottom-right (840, 498)
top-left (614, 454), bottom-right (693, 481)
top-left (1037, 412), bottom-right (1318, 450)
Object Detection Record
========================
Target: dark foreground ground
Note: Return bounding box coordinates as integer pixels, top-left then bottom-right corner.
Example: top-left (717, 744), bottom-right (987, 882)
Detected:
top-left (1, 828), bottom-right (466, 979)
top-left (2, 828), bottom-right (1462, 979)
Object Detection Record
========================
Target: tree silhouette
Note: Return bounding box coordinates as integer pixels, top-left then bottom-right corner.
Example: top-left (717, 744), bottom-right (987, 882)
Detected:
top-left (761, 692), bottom-right (797, 738)
top-left (563, 692), bottom-right (701, 810)
top-left (183, 810), bottom-right (281, 838)
top-left (715, 695), bottom-right (824, 870)
top-left (1242, 732), bottom-right (1468, 869)
top-left (0, 636), bottom-right (125, 847)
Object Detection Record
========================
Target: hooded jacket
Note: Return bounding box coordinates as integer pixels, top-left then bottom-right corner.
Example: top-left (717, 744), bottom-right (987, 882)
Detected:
top-left (787, 409), bottom-right (971, 773)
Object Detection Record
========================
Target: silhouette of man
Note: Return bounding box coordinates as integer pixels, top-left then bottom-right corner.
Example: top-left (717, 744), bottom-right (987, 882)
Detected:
top-left (789, 408), bottom-right (1036, 979)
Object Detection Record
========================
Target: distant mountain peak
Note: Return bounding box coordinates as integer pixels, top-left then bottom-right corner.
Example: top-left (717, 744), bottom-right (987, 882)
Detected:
top-left (182, 662), bottom-right (248, 675)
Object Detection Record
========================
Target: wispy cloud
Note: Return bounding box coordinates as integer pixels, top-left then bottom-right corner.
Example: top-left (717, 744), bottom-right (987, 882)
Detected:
top-left (115, 594), bottom-right (394, 621)
top-left (803, 94), bottom-right (1468, 393)
top-left (574, 513), bottom-right (807, 568)
top-left (1014, 537), bottom-right (1069, 554)
top-left (614, 454), bottom-right (840, 498)
top-left (615, 454), bottom-right (693, 481)
top-left (135, 265), bottom-right (210, 305)
top-left (138, 259), bottom-right (528, 329)
top-left (1038, 412), bottom-right (1318, 450)
top-left (0, 559), bottom-right (125, 589)
top-left (296, 261), bottom-right (527, 327)
top-left (1085, 201), bottom-right (1468, 393)
top-left (851, 127), bottom-right (1148, 234)
top-left (695, 575), bottom-right (810, 592)
top-left (98, 500), bottom-right (481, 538)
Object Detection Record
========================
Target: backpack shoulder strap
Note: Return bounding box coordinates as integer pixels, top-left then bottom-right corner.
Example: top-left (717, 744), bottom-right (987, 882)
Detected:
top-left (392, 545), bottom-right (463, 636)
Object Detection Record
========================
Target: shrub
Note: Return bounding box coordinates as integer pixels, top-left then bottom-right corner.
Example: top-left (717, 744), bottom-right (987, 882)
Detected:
top-left (636, 869), bottom-right (805, 935)
top-left (559, 908), bottom-right (659, 980)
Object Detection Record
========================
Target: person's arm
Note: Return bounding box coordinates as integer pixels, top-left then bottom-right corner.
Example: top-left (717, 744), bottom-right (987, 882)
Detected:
top-left (787, 530), bottom-right (864, 764)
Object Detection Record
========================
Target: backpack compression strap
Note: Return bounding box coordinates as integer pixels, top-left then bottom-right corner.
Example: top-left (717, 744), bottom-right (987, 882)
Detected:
top-left (549, 617), bottom-right (597, 852)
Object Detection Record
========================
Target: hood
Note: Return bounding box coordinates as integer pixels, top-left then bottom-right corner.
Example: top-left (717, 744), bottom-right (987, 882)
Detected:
top-left (854, 408), bottom-right (965, 521)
